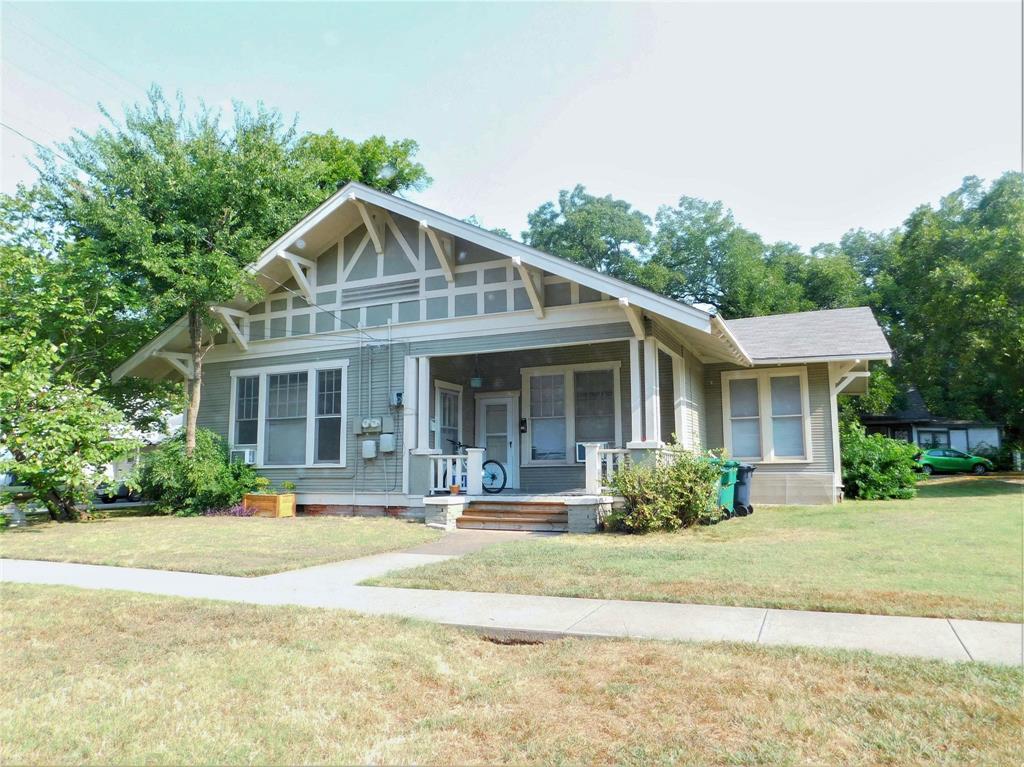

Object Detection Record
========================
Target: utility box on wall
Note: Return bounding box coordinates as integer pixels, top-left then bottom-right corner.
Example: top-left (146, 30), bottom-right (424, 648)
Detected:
top-left (361, 439), bottom-right (377, 460)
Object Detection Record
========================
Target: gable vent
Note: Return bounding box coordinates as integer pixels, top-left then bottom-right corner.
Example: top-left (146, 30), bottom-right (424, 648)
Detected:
top-left (342, 279), bottom-right (419, 306)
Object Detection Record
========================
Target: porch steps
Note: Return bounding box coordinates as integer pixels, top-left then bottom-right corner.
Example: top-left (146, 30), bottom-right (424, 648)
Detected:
top-left (457, 500), bottom-right (568, 532)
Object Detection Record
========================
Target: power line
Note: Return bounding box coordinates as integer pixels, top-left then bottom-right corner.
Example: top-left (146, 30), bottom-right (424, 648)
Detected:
top-left (3, 10), bottom-right (149, 101)
top-left (1, 121), bottom-right (71, 163)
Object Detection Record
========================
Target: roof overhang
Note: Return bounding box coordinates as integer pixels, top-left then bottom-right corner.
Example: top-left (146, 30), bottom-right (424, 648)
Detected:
top-left (114, 182), bottom-right (751, 380)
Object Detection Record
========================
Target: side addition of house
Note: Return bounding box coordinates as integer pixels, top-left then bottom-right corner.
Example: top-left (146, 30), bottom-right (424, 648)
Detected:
top-left (114, 183), bottom-right (893, 529)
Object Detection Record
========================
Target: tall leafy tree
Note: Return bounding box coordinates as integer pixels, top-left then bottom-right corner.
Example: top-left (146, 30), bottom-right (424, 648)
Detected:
top-left (522, 185), bottom-right (650, 279)
top-left (33, 88), bottom-right (430, 454)
top-left (0, 203), bottom-right (138, 519)
top-left (870, 173), bottom-right (1024, 438)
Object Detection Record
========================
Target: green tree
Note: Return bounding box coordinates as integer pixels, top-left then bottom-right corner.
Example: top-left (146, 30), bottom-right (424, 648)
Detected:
top-left (522, 185), bottom-right (650, 279)
top-left (293, 131), bottom-right (431, 194)
top-left (33, 88), bottom-right (430, 454)
top-left (648, 197), bottom-right (805, 317)
top-left (870, 173), bottom-right (1024, 438)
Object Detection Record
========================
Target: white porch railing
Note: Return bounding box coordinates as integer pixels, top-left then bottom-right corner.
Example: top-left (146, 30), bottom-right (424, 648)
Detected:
top-left (428, 448), bottom-right (485, 495)
top-left (584, 443), bottom-right (630, 494)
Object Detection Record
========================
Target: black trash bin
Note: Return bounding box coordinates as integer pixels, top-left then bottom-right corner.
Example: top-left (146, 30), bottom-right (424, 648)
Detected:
top-left (734, 463), bottom-right (757, 516)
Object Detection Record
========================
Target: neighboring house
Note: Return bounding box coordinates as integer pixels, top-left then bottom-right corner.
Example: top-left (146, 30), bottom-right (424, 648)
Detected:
top-left (113, 183), bottom-right (892, 527)
top-left (861, 388), bottom-right (1001, 453)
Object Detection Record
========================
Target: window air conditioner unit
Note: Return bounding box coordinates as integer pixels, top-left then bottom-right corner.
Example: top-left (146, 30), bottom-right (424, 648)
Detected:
top-left (230, 448), bottom-right (257, 465)
top-left (575, 441), bottom-right (609, 463)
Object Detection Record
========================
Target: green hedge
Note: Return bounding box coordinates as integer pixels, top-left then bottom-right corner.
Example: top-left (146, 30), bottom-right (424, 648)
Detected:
top-left (840, 420), bottom-right (919, 500)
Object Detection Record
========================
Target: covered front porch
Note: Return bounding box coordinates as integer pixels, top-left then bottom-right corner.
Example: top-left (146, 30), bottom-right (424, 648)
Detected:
top-left (400, 337), bottom-right (696, 528)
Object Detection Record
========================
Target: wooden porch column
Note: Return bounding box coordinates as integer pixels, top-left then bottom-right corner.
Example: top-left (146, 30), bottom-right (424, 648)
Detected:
top-left (628, 339), bottom-right (644, 447)
top-left (417, 356), bottom-right (431, 452)
top-left (643, 337), bottom-right (662, 445)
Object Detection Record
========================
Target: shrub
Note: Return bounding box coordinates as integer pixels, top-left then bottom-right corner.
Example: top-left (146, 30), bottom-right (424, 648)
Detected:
top-left (973, 442), bottom-right (1020, 471)
top-left (608, 447), bottom-right (721, 532)
top-left (840, 420), bottom-right (919, 500)
top-left (137, 429), bottom-right (263, 516)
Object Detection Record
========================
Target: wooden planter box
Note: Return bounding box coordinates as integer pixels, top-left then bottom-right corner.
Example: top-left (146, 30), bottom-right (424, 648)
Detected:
top-left (243, 493), bottom-right (296, 518)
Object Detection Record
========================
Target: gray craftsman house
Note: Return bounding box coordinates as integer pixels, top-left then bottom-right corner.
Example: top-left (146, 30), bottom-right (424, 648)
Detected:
top-left (115, 183), bottom-right (892, 530)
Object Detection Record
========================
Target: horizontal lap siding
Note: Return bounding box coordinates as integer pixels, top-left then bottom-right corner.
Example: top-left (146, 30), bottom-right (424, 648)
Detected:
top-left (198, 344), bottom-right (406, 494)
top-left (197, 323), bottom-right (634, 496)
top-left (685, 350), bottom-right (706, 450)
top-left (703, 362), bottom-right (833, 474)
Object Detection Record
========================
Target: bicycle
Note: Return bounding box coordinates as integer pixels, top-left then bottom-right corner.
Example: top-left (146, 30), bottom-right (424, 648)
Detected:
top-left (444, 438), bottom-right (508, 494)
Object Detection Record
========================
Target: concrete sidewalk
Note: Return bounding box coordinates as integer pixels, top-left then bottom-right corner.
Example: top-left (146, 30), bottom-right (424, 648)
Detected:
top-left (2, 551), bottom-right (1021, 666)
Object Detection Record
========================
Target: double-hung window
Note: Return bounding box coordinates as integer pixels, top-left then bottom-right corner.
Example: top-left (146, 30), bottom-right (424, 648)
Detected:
top-left (722, 367), bottom-right (811, 463)
top-left (523, 363), bottom-right (621, 465)
top-left (234, 376), bottom-right (259, 446)
top-left (315, 369), bottom-right (345, 463)
top-left (230, 360), bottom-right (348, 467)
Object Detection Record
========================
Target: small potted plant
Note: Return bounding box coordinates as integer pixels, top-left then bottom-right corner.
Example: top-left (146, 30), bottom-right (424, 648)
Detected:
top-left (243, 479), bottom-right (297, 518)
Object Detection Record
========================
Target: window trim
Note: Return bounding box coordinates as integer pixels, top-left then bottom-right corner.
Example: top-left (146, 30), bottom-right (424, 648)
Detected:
top-left (433, 379), bottom-right (463, 452)
top-left (721, 366), bottom-right (812, 464)
top-left (231, 375), bottom-right (260, 447)
top-left (520, 361), bottom-right (622, 467)
top-left (229, 359), bottom-right (349, 469)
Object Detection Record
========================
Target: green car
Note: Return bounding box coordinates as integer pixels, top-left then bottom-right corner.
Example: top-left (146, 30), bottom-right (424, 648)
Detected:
top-left (914, 448), bottom-right (994, 476)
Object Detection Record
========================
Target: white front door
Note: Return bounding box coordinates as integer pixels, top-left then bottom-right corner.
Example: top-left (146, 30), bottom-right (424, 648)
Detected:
top-left (476, 394), bottom-right (519, 489)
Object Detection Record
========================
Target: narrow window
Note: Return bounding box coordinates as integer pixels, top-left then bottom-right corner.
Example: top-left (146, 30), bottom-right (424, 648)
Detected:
top-left (529, 373), bottom-right (566, 461)
top-left (728, 377), bottom-right (761, 459)
top-left (264, 371), bottom-right (308, 465)
top-left (315, 369), bottom-right (344, 463)
top-left (770, 375), bottom-right (805, 458)
top-left (234, 376), bottom-right (259, 446)
top-left (436, 387), bottom-right (460, 451)
top-left (574, 369), bottom-right (615, 445)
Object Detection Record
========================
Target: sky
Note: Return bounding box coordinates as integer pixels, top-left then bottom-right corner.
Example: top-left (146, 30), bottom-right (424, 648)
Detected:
top-left (2, 1), bottom-right (1021, 250)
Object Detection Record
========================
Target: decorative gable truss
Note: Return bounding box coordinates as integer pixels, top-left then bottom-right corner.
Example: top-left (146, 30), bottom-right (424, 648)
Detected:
top-left (242, 205), bottom-right (613, 343)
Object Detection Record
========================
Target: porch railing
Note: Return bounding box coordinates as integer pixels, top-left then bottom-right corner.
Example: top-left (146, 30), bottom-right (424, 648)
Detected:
top-left (428, 448), bottom-right (485, 495)
top-left (583, 443), bottom-right (630, 494)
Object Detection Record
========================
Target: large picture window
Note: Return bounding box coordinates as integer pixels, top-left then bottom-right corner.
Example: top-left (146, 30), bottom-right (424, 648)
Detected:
top-left (721, 367), bottom-right (811, 463)
top-left (522, 363), bottom-right (621, 465)
top-left (230, 360), bottom-right (348, 468)
top-left (265, 372), bottom-right (308, 465)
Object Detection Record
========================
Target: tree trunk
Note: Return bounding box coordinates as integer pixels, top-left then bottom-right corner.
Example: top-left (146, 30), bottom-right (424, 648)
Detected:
top-left (44, 489), bottom-right (78, 521)
top-left (184, 309), bottom-right (203, 456)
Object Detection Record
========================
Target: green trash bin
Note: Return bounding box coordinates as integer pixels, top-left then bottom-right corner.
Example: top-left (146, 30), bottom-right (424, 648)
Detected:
top-left (708, 458), bottom-right (740, 517)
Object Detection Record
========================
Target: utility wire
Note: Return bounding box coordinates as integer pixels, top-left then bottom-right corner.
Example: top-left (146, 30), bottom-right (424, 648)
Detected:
top-left (252, 267), bottom-right (380, 343)
top-left (1, 121), bottom-right (71, 163)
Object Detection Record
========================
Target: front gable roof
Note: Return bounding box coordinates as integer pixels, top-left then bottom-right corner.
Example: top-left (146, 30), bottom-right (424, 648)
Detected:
top-left (113, 185), bottom-right (892, 382)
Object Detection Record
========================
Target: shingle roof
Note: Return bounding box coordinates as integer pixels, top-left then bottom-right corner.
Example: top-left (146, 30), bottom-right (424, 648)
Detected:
top-left (723, 306), bottom-right (891, 363)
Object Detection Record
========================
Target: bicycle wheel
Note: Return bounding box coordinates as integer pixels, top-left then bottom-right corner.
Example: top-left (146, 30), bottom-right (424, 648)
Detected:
top-left (481, 460), bottom-right (507, 494)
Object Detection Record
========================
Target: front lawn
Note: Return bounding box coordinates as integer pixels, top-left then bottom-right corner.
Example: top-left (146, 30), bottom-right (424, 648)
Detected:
top-left (2, 584), bottom-right (1021, 766)
top-left (0, 515), bottom-right (438, 576)
top-left (370, 479), bottom-right (1023, 622)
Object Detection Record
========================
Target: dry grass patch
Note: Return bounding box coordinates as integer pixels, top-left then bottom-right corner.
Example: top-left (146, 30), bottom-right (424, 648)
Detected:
top-left (2, 583), bottom-right (1021, 766)
top-left (371, 479), bottom-right (1024, 621)
top-left (0, 515), bottom-right (438, 576)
